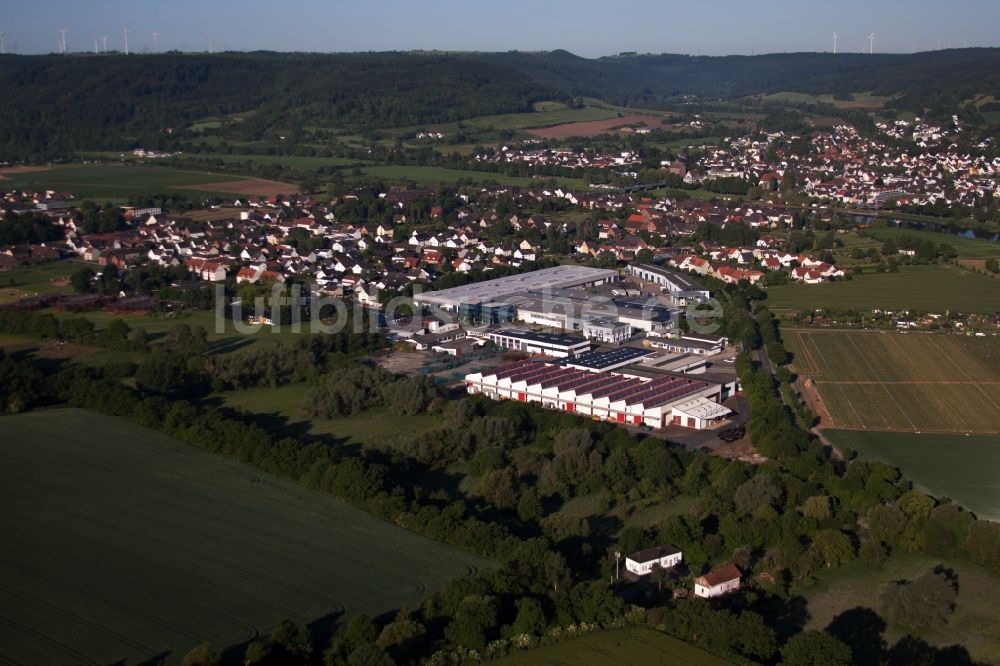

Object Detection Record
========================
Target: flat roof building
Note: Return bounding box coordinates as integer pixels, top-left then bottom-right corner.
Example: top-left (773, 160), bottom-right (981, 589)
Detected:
top-left (483, 328), bottom-right (591, 358)
top-left (558, 346), bottom-right (654, 372)
top-left (627, 264), bottom-right (710, 303)
top-left (415, 265), bottom-right (619, 311)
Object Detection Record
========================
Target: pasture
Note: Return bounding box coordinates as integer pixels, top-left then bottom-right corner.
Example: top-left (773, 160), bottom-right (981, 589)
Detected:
top-left (784, 329), bottom-right (1000, 434)
top-left (0, 409), bottom-right (488, 665)
top-left (803, 553), bottom-right (1000, 665)
top-left (762, 91), bottom-right (891, 109)
top-left (764, 264), bottom-right (1000, 313)
top-left (0, 260), bottom-right (94, 303)
top-left (860, 227), bottom-right (1000, 259)
top-left (495, 627), bottom-right (732, 666)
top-left (0, 164), bottom-right (294, 199)
top-left (824, 430), bottom-right (1000, 521)
top-left (217, 384), bottom-right (442, 448)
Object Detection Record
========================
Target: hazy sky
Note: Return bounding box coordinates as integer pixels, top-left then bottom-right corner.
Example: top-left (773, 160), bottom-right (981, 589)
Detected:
top-left (3, 0), bottom-right (999, 57)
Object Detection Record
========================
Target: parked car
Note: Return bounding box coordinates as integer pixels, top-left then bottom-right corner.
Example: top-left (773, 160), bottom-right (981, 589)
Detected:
top-left (717, 425), bottom-right (745, 442)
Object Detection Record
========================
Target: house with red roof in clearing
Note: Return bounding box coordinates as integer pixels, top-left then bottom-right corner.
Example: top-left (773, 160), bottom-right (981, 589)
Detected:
top-left (694, 563), bottom-right (741, 598)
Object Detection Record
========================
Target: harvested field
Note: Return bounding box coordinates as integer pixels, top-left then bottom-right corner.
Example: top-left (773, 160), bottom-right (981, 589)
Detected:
top-left (784, 329), bottom-right (1000, 434)
top-left (0, 409), bottom-right (488, 665)
top-left (527, 113), bottom-right (666, 139)
top-left (0, 166), bottom-right (52, 179)
top-left (184, 178), bottom-right (298, 197)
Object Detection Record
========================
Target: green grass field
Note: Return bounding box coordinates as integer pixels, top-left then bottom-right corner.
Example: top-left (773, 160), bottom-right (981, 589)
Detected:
top-left (1, 164), bottom-right (247, 199)
top-left (461, 106), bottom-right (618, 131)
top-left (495, 627), bottom-right (731, 666)
top-left (803, 553), bottom-right (1000, 665)
top-left (170, 153), bottom-right (369, 170)
top-left (785, 330), bottom-right (1000, 434)
top-left (763, 91), bottom-right (891, 109)
top-left (216, 384), bottom-right (441, 448)
top-left (824, 430), bottom-right (1000, 521)
top-left (0, 409), bottom-right (488, 665)
top-left (861, 227), bottom-right (1000, 259)
top-left (764, 265), bottom-right (1000, 313)
top-left (0, 260), bottom-right (96, 303)
top-left (359, 165), bottom-right (587, 189)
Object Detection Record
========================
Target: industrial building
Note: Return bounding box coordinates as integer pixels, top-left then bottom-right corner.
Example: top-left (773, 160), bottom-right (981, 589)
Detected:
top-left (627, 264), bottom-right (710, 304)
top-left (647, 332), bottom-right (727, 356)
top-left (414, 265), bottom-right (619, 312)
top-left (465, 359), bottom-right (734, 429)
top-left (510, 289), bottom-right (678, 335)
top-left (482, 329), bottom-right (591, 358)
top-left (413, 265), bottom-right (683, 341)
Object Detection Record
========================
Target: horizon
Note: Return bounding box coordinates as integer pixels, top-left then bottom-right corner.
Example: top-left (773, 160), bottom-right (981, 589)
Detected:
top-left (3, 46), bottom-right (997, 59)
top-left (2, 0), bottom-right (999, 57)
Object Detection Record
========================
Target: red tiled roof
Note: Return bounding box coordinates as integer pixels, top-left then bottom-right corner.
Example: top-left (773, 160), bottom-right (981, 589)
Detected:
top-left (696, 564), bottom-right (741, 588)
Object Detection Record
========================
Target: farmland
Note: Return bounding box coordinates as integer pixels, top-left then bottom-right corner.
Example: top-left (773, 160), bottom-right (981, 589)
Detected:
top-left (764, 264), bottom-right (1000, 313)
top-left (0, 164), bottom-right (294, 199)
top-left (785, 330), bottom-right (1000, 433)
top-left (526, 113), bottom-right (668, 139)
top-left (461, 104), bottom-right (619, 131)
top-left (824, 430), bottom-right (1000, 521)
top-left (495, 627), bottom-right (732, 666)
top-left (359, 165), bottom-right (587, 189)
top-left (0, 409), bottom-right (489, 665)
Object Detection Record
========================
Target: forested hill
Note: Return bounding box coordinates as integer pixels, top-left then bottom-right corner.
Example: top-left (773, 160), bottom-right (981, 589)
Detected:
top-left (0, 52), bottom-right (555, 160)
top-left (2, 48), bottom-right (999, 160)
top-left (489, 48), bottom-right (1000, 109)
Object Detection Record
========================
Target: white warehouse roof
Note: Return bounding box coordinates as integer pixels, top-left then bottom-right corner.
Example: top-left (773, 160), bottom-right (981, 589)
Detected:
top-left (671, 396), bottom-right (732, 421)
top-left (415, 265), bottom-right (619, 309)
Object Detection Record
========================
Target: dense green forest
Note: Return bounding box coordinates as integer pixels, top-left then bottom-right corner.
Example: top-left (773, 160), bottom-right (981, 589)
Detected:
top-left (0, 52), bottom-right (552, 160)
top-left (2, 48), bottom-right (999, 161)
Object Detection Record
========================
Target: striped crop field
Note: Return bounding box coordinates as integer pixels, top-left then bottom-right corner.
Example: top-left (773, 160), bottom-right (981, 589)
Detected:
top-left (784, 329), bottom-right (1000, 434)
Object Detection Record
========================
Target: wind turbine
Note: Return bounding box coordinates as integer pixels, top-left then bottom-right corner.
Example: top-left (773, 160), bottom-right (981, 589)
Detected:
top-left (153, 32), bottom-right (159, 53)
top-left (94, 37), bottom-right (98, 54)
top-left (102, 35), bottom-right (108, 54)
top-left (833, 32), bottom-right (839, 54)
top-left (58, 28), bottom-right (67, 54)
top-left (208, 36), bottom-right (213, 54)
top-left (868, 32), bottom-right (875, 54)
top-left (0, 32), bottom-right (5, 56)
top-left (124, 27), bottom-right (129, 55)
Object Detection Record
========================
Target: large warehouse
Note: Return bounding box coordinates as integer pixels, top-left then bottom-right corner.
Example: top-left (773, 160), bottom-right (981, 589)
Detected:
top-left (465, 359), bottom-right (734, 430)
top-left (414, 265), bottom-right (619, 312)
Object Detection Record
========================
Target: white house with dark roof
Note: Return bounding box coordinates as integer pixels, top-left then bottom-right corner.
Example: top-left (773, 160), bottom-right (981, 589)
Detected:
top-left (625, 544), bottom-right (683, 576)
